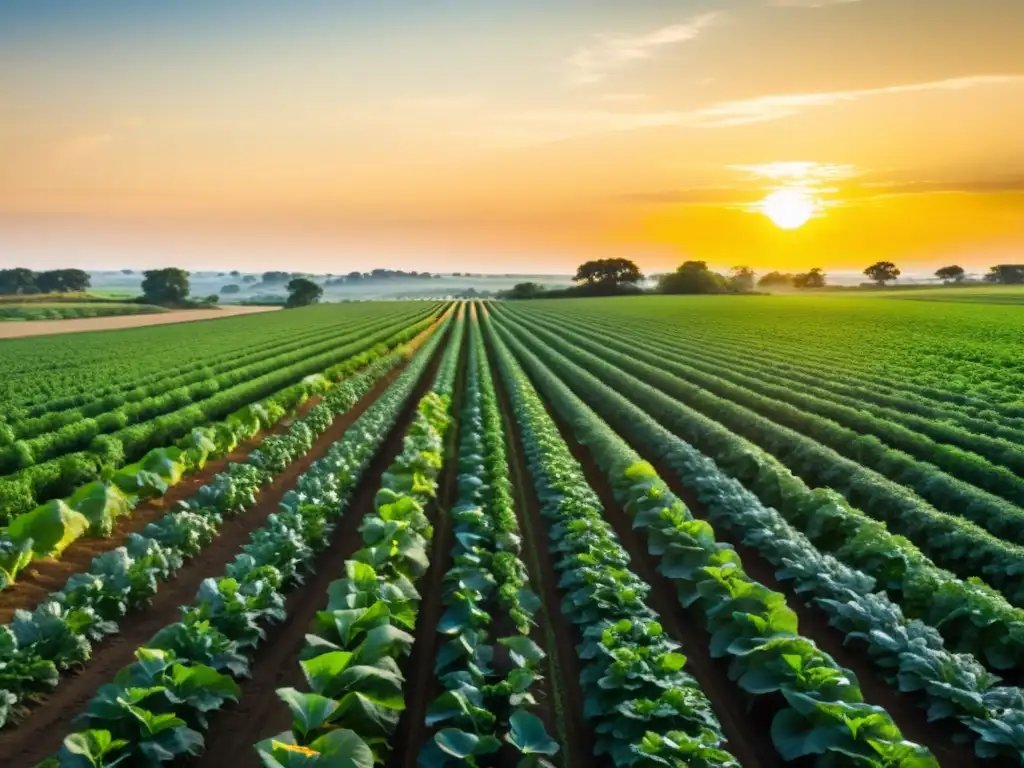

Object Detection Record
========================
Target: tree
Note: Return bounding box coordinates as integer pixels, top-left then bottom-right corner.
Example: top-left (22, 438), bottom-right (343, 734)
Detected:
top-left (505, 282), bottom-right (546, 299)
top-left (793, 267), bottom-right (827, 289)
top-left (242, 275), bottom-right (258, 283)
top-left (757, 271), bottom-right (795, 287)
top-left (229, 270), bottom-right (241, 277)
top-left (985, 265), bottom-right (1024, 284)
top-left (285, 277), bottom-right (323, 308)
top-left (141, 268), bottom-right (191, 304)
top-left (220, 284), bottom-right (241, 294)
top-left (37, 269), bottom-right (91, 293)
top-left (729, 266), bottom-right (756, 293)
top-left (573, 258), bottom-right (644, 288)
top-left (864, 261), bottom-right (901, 286)
top-left (204, 294), bottom-right (219, 304)
top-left (935, 265), bottom-right (966, 283)
top-left (347, 271), bottom-right (363, 281)
top-left (121, 269), bottom-right (134, 275)
top-left (658, 261), bottom-right (728, 294)
top-left (0, 268), bottom-right (39, 295)
top-left (261, 271), bottom-right (291, 283)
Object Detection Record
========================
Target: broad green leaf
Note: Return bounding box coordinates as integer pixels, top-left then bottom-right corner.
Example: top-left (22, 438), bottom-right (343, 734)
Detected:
top-left (505, 709), bottom-right (559, 756)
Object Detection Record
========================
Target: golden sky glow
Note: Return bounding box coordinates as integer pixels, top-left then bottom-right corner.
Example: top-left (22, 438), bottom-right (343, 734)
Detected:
top-left (1, 0), bottom-right (1022, 275)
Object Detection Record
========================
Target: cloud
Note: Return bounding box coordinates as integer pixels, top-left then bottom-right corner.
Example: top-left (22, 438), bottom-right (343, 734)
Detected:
top-left (616, 172), bottom-right (1024, 208)
top-left (488, 74), bottom-right (1024, 144)
top-left (567, 13), bottom-right (720, 85)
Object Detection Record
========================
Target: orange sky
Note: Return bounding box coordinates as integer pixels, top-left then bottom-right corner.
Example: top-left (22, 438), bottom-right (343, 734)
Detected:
top-left (1, 0), bottom-right (1022, 275)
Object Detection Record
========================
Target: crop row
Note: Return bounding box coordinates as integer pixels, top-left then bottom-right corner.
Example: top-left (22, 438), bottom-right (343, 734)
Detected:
top-left (0, 309), bottom-right (443, 518)
top-left (519, 302), bottom-right (1024, 429)
top-left (254, 305), bottom-right (465, 766)
top-left (415, 306), bottom-right (556, 766)
top-left (495, 306), bottom-right (1024, 617)
top-left (0, 312), bottom-right (444, 590)
top-left (0, 303), bottom-right (437, 413)
top-left (38, 309), bottom-right (457, 766)
top-left (485, 309), bottom-right (741, 767)
top-left (489, 307), bottom-right (1024, 762)
top-left (0, 329), bottom-right (433, 729)
top-left (484, 306), bottom-right (938, 766)
top-left (531, 306), bottom-right (1024, 476)
top-left (2, 309), bottom-right (419, 444)
top-left (489, 307), bottom-right (1024, 672)
top-left (516, 307), bottom-right (1024, 533)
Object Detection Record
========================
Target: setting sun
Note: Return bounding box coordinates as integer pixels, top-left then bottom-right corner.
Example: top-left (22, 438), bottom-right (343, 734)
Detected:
top-left (760, 189), bottom-right (816, 230)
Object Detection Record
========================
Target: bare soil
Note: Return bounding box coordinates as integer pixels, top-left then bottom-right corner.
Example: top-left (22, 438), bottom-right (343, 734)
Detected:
top-left (0, 305), bottom-right (279, 339)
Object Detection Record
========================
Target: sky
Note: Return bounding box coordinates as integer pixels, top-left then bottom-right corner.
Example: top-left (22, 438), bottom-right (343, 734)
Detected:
top-left (1, 0), bottom-right (1023, 276)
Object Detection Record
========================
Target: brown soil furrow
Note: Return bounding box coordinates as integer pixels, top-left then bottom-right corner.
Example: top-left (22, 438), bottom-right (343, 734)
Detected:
top-left (535, 399), bottom-right (782, 768)
top-left (645, 455), bottom-right (982, 767)
top-left (0, 360), bottom-right (415, 766)
top-left (485, 328), bottom-right (593, 768)
top-left (389, 330), bottom-right (467, 768)
top-left (192, 336), bottom-right (451, 767)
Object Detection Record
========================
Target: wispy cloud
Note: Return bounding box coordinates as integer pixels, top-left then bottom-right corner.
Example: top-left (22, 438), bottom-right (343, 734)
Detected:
top-left (566, 13), bottom-right (720, 85)
top-left (616, 172), bottom-right (1024, 207)
top-left (489, 74), bottom-right (1024, 144)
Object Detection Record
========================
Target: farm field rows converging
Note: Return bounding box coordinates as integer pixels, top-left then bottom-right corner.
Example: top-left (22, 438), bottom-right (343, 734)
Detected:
top-left (0, 294), bottom-right (1023, 767)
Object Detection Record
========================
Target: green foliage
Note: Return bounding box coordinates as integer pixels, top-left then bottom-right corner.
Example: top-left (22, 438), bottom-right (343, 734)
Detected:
top-left (141, 268), bottom-right (191, 304)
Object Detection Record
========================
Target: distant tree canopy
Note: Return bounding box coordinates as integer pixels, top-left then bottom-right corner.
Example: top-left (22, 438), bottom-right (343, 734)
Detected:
top-left (658, 261), bottom-right (729, 294)
top-left (261, 271), bottom-right (292, 283)
top-left (793, 267), bottom-right (827, 289)
top-left (505, 282), bottom-right (546, 299)
top-left (864, 261), bottom-right (901, 286)
top-left (935, 265), bottom-right (966, 282)
top-left (229, 270), bottom-right (241, 277)
top-left (729, 266), bottom-right (756, 293)
top-left (985, 265), bottom-right (1024, 284)
top-left (285, 277), bottom-right (324, 308)
top-left (141, 268), bottom-right (191, 304)
top-left (0, 268), bottom-right (91, 295)
top-left (220, 284), bottom-right (242, 294)
top-left (121, 269), bottom-right (134, 275)
top-left (757, 271), bottom-right (795, 287)
top-left (573, 258), bottom-right (644, 288)
top-left (242, 275), bottom-right (259, 283)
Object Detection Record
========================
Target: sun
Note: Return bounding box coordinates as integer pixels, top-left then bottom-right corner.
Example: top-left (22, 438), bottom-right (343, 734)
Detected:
top-left (760, 189), bottom-right (816, 230)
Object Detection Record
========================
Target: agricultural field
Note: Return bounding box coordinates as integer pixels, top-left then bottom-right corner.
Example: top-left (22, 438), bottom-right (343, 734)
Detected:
top-left (0, 302), bottom-right (167, 323)
top-left (0, 294), bottom-right (1022, 767)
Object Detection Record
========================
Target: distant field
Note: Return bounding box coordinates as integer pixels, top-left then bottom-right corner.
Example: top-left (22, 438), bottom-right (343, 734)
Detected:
top-left (882, 285), bottom-right (1024, 304)
top-left (0, 301), bottom-right (166, 322)
top-left (0, 303), bottom-right (277, 337)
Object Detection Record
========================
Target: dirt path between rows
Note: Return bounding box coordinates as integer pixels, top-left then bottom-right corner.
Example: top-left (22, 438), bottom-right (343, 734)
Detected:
top-left (192, 325), bottom-right (453, 768)
top-left (0, 305), bottom-right (279, 339)
top-left (0, 361), bottom-right (417, 765)
top-left (389, 328), bottom-right (466, 768)
top-left (483, 320), bottom-right (593, 768)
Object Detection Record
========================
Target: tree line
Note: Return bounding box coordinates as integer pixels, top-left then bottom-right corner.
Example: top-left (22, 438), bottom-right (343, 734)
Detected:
top-left (501, 258), bottom-right (1024, 299)
top-left (0, 268), bottom-right (91, 295)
